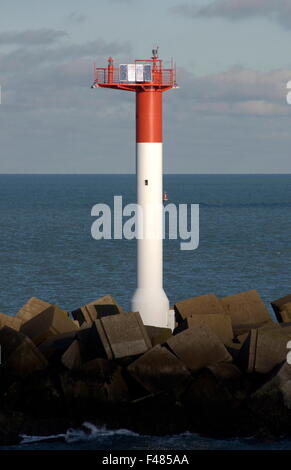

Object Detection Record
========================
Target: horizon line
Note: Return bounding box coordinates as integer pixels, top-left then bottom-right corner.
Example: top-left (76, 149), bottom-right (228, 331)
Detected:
top-left (0, 172), bottom-right (291, 176)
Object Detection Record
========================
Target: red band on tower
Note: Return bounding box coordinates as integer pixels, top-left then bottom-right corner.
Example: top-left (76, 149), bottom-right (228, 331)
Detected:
top-left (136, 90), bottom-right (162, 143)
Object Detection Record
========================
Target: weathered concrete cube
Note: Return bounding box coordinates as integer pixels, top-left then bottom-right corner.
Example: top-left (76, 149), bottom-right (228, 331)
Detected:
top-left (174, 294), bottom-right (226, 322)
top-left (61, 340), bottom-right (82, 370)
top-left (71, 295), bottom-right (122, 326)
top-left (181, 363), bottom-right (245, 424)
top-left (186, 314), bottom-right (234, 345)
top-left (0, 326), bottom-right (48, 377)
top-left (16, 297), bottom-right (51, 323)
top-left (280, 308), bottom-right (291, 323)
top-left (104, 368), bottom-right (129, 402)
top-left (38, 331), bottom-right (77, 361)
top-left (167, 323), bottom-right (232, 372)
top-left (271, 294), bottom-right (291, 322)
top-left (20, 306), bottom-right (78, 345)
top-left (272, 362), bottom-right (291, 409)
top-left (80, 358), bottom-right (115, 381)
top-left (254, 327), bottom-right (291, 374)
top-left (127, 345), bottom-right (190, 393)
top-left (0, 313), bottom-right (22, 331)
top-left (232, 320), bottom-right (278, 337)
top-left (59, 372), bottom-right (107, 411)
top-left (145, 325), bottom-right (172, 347)
top-left (91, 312), bottom-right (151, 360)
top-left (77, 324), bottom-right (109, 362)
top-left (237, 329), bottom-right (258, 372)
top-left (226, 333), bottom-right (248, 363)
top-left (221, 290), bottom-right (271, 327)
top-left (248, 361), bottom-right (291, 433)
top-left (239, 326), bottom-right (291, 374)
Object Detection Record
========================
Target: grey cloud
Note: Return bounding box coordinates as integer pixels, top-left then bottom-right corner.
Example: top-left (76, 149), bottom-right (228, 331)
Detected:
top-left (172, 0), bottom-right (291, 29)
top-left (0, 29), bottom-right (288, 118)
top-left (0, 34), bottom-right (131, 111)
top-left (66, 11), bottom-right (87, 23)
top-left (0, 29), bottom-right (290, 174)
top-left (0, 38), bottom-right (131, 75)
top-left (0, 28), bottom-right (67, 46)
top-left (170, 65), bottom-right (291, 116)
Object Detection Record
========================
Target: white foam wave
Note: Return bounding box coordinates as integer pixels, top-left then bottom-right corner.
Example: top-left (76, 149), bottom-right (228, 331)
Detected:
top-left (20, 422), bottom-right (138, 445)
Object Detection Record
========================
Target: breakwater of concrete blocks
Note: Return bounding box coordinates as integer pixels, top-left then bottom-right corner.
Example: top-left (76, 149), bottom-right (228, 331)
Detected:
top-left (1, 290), bottom-right (291, 445)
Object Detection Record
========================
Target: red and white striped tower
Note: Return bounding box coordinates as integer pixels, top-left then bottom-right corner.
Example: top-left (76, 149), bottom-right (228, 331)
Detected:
top-left (92, 49), bottom-right (177, 328)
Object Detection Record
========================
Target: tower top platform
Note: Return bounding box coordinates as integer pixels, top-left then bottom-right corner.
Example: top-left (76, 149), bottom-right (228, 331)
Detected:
top-left (91, 50), bottom-right (177, 92)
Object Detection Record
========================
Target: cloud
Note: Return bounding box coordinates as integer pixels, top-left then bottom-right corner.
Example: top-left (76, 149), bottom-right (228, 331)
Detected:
top-left (0, 31), bottom-right (134, 173)
top-left (0, 31), bottom-right (132, 111)
top-left (0, 29), bottom-right (67, 46)
top-left (0, 28), bottom-right (290, 174)
top-left (172, 0), bottom-right (291, 29)
top-left (0, 38), bottom-right (131, 76)
top-left (174, 66), bottom-right (291, 116)
top-left (66, 11), bottom-right (87, 23)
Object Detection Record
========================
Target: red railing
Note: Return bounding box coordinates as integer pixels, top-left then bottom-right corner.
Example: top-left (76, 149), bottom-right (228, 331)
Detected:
top-left (94, 62), bottom-right (176, 87)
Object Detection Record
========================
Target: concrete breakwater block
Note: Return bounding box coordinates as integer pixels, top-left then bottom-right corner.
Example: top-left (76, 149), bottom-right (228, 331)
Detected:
top-left (0, 313), bottom-right (22, 331)
top-left (180, 363), bottom-right (248, 435)
top-left (0, 326), bottom-right (47, 377)
top-left (145, 325), bottom-right (172, 347)
top-left (59, 372), bottom-right (107, 411)
top-left (221, 289), bottom-right (271, 327)
top-left (38, 331), bottom-right (77, 362)
top-left (182, 363), bottom-right (243, 409)
top-left (61, 340), bottom-right (82, 370)
top-left (239, 325), bottom-right (291, 374)
top-left (167, 323), bottom-right (232, 373)
top-left (186, 314), bottom-right (234, 345)
top-left (226, 333), bottom-right (249, 363)
top-left (248, 361), bottom-right (291, 434)
top-left (71, 295), bottom-right (122, 326)
top-left (16, 297), bottom-right (51, 323)
top-left (20, 306), bottom-right (79, 345)
top-left (232, 320), bottom-right (276, 337)
top-left (270, 362), bottom-right (291, 409)
top-left (279, 308), bottom-right (291, 323)
top-left (271, 294), bottom-right (291, 323)
top-left (174, 294), bottom-right (226, 322)
top-left (59, 367), bottom-right (129, 409)
top-left (91, 312), bottom-right (152, 360)
top-left (79, 358), bottom-right (115, 381)
top-left (127, 345), bottom-right (190, 393)
top-left (254, 327), bottom-right (291, 374)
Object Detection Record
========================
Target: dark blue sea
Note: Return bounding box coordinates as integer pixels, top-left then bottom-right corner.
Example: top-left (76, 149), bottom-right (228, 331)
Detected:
top-left (0, 173), bottom-right (291, 450)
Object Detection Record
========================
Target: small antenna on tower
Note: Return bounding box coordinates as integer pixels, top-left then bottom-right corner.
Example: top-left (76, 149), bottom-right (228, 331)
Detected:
top-left (152, 46), bottom-right (159, 59)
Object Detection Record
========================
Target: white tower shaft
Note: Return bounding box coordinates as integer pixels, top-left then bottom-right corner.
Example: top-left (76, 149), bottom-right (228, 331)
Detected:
top-left (131, 142), bottom-right (169, 327)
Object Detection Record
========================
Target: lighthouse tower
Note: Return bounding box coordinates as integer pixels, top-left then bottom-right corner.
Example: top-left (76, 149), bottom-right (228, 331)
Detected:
top-left (91, 49), bottom-right (177, 329)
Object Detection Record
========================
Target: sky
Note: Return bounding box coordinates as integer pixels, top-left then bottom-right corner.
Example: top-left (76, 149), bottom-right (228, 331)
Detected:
top-left (0, 0), bottom-right (291, 173)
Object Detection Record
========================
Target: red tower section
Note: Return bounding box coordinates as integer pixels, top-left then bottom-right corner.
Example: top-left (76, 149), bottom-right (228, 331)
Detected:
top-left (91, 50), bottom-right (177, 144)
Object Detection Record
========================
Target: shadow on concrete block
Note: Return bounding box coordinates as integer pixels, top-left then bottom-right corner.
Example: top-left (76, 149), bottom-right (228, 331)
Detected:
top-left (167, 323), bottom-right (232, 373)
top-left (71, 295), bottom-right (123, 326)
top-left (127, 345), bottom-right (191, 393)
top-left (271, 294), bottom-right (291, 323)
top-left (20, 306), bottom-right (79, 345)
top-left (0, 326), bottom-right (48, 378)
